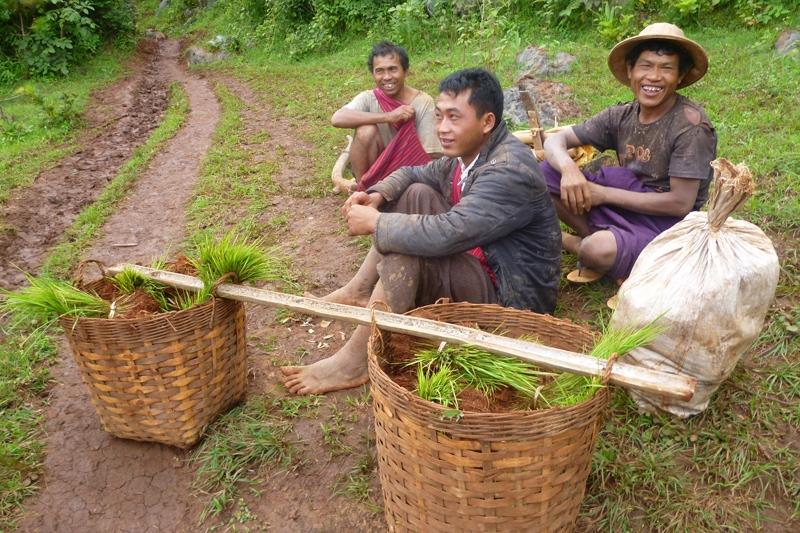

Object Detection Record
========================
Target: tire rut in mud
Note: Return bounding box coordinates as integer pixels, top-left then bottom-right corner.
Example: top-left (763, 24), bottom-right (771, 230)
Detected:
top-left (0, 39), bottom-right (169, 290)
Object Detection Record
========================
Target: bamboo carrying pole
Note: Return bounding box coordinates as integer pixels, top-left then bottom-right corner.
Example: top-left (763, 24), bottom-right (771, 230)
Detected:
top-left (107, 264), bottom-right (695, 401)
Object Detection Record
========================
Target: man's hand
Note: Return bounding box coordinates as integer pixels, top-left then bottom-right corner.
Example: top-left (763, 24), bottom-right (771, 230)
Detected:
top-left (560, 167), bottom-right (592, 215)
top-left (346, 204), bottom-right (380, 235)
top-left (386, 105), bottom-right (415, 124)
top-left (342, 191), bottom-right (383, 218)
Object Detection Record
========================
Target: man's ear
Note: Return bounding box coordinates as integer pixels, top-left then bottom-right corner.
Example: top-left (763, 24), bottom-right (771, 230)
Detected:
top-left (481, 112), bottom-right (496, 135)
top-left (626, 63), bottom-right (633, 83)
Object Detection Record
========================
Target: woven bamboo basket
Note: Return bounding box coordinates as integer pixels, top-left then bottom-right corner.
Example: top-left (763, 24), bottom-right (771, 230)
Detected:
top-left (60, 297), bottom-right (247, 448)
top-left (368, 302), bottom-right (607, 532)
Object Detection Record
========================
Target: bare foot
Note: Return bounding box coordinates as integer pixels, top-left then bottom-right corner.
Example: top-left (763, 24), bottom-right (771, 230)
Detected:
top-left (561, 231), bottom-right (582, 255)
top-left (304, 287), bottom-right (369, 308)
top-left (280, 326), bottom-right (370, 395)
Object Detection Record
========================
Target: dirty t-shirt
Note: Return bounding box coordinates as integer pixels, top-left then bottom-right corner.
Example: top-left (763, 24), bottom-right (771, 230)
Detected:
top-left (573, 95), bottom-right (716, 209)
top-left (344, 90), bottom-right (442, 156)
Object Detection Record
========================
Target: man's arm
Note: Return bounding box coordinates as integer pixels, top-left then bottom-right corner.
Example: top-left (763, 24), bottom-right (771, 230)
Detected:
top-left (345, 158), bottom-right (453, 236)
top-left (543, 127), bottom-right (593, 215)
top-left (331, 106), bottom-right (415, 129)
top-left (373, 165), bottom-right (534, 257)
top-left (589, 176), bottom-right (700, 217)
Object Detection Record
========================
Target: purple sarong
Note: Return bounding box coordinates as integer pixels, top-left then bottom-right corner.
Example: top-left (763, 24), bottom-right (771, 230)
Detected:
top-left (540, 161), bottom-right (682, 279)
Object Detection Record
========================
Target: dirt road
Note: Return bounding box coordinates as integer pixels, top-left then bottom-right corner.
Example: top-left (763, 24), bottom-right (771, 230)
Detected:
top-left (14, 37), bottom-right (384, 532)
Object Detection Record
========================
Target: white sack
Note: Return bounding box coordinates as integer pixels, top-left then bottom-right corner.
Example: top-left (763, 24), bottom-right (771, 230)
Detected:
top-left (610, 159), bottom-right (779, 417)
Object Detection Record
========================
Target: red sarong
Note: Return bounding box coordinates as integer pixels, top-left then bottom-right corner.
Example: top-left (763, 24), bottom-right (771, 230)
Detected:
top-left (357, 89), bottom-right (432, 192)
top-left (451, 164), bottom-right (498, 287)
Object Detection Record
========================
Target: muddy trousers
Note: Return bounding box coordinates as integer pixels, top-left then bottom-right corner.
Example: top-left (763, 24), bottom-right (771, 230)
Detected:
top-left (375, 183), bottom-right (497, 313)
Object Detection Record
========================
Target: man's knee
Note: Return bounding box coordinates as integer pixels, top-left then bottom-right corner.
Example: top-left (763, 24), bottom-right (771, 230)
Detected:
top-left (353, 124), bottom-right (380, 146)
top-left (578, 231), bottom-right (617, 271)
top-left (394, 183), bottom-right (448, 216)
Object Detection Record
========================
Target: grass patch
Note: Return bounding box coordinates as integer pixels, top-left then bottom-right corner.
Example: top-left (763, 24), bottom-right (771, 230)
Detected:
top-left (185, 82), bottom-right (299, 293)
top-left (0, 326), bottom-right (57, 529)
top-left (0, 46), bottom-right (132, 209)
top-left (190, 395), bottom-right (295, 522)
top-left (41, 82), bottom-right (189, 278)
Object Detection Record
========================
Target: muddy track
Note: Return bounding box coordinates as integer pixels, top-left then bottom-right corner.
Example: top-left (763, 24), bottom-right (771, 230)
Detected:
top-left (0, 40), bottom-right (169, 290)
top-left (18, 39), bottom-right (221, 532)
top-left (14, 40), bottom-right (385, 530)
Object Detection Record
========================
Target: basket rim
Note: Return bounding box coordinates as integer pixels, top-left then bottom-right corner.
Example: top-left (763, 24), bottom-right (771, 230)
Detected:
top-left (368, 302), bottom-right (609, 420)
top-left (58, 295), bottom-right (235, 326)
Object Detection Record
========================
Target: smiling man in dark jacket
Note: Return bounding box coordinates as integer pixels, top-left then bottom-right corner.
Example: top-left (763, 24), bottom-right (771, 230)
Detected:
top-left (282, 68), bottom-right (561, 395)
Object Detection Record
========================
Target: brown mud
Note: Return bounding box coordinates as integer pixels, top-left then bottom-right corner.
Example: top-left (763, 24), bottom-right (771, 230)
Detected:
top-left (0, 40), bottom-right (169, 291)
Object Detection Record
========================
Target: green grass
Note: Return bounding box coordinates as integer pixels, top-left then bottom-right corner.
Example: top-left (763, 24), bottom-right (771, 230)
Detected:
top-left (41, 82), bottom-right (189, 278)
top-left (0, 326), bottom-right (57, 528)
top-left (184, 82), bottom-right (299, 294)
top-left (190, 395), bottom-right (295, 522)
top-left (0, 45), bottom-right (133, 209)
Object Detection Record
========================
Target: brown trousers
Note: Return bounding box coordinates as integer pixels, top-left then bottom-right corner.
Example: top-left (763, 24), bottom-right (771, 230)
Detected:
top-left (376, 183), bottom-right (497, 313)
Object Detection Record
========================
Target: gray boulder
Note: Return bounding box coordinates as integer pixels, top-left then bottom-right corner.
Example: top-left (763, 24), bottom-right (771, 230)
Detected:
top-left (776, 30), bottom-right (800, 55)
top-left (503, 87), bottom-right (529, 128)
top-left (186, 46), bottom-right (220, 66)
top-left (516, 46), bottom-right (576, 78)
top-left (158, 0), bottom-right (169, 10)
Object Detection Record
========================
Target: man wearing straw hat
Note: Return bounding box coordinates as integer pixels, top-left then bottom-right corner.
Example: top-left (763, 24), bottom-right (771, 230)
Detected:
top-left (282, 68), bottom-right (561, 395)
top-left (542, 23), bottom-right (716, 283)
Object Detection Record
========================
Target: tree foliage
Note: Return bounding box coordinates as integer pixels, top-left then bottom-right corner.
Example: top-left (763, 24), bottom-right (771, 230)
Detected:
top-left (0, 0), bottom-right (135, 81)
top-left (160, 0), bottom-right (794, 61)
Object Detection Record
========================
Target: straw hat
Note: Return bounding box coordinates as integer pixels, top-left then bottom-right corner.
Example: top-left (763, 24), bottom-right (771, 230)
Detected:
top-left (608, 23), bottom-right (708, 89)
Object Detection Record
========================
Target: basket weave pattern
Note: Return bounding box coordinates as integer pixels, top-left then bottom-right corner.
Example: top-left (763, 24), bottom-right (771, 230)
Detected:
top-left (368, 302), bottom-right (606, 532)
top-left (61, 298), bottom-right (247, 448)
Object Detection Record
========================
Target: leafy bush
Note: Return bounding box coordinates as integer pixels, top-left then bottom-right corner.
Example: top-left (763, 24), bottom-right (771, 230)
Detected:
top-left (0, 0), bottom-right (136, 80)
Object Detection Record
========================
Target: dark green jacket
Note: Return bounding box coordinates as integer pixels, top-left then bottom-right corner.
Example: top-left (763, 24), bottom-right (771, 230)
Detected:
top-left (368, 123), bottom-right (561, 313)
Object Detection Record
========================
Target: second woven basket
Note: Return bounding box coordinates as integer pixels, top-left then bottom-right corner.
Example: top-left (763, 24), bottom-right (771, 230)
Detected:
top-left (368, 302), bottom-right (607, 532)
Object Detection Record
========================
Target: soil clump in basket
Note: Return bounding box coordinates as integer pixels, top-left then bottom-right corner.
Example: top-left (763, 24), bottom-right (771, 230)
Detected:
top-left (379, 331), bottom-right (533, 414)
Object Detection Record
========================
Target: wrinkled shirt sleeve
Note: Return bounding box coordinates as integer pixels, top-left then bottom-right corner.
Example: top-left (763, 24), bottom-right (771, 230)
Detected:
top-left (373, 164), bottom-right (534, 258)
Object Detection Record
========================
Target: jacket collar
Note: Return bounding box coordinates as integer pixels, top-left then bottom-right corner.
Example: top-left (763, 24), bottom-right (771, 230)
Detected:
top-left (459, 123), bottom-right (509, 193)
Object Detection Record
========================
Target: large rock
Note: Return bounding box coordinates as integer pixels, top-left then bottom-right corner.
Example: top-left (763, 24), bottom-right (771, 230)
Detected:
top-left (776, 30), bottom-right (800, 55)
top-left (185, 46), bottom-right (228, 66)
top-left (503, 78), bottom-right (581, 130)
top-left (516, 46), bottom-right (576, 78)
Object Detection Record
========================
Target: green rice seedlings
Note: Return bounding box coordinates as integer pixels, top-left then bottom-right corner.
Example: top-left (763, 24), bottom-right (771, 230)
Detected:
top-left (193, 232), bottom-right (274, 286)
top-left (168, 287), bottom-right (212, 311)
top-left (410, 344), bottom-right (550, 398)
top-left (416, 363), bottom-right (461, 408)
top-left (1, 274), bottom-right (110, 323)
top-left (111, 266), bottom-right (170, 311)
top-left (542, 320), bottom-right (664, 408)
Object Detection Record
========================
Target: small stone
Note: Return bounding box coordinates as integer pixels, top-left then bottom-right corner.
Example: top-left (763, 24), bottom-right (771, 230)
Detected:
top-left (689, 434), bottom-right (698, 442)
top-left (776, 30), bottom-right (800, 55)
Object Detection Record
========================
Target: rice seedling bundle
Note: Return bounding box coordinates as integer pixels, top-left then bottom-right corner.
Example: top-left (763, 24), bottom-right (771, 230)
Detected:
top-left (406, 320), bottom-right (662, 411)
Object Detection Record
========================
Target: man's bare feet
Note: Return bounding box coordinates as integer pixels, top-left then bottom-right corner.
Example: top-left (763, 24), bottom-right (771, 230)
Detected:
top-left (304, 287), bottom-right (370, 308)
top-left (561, 231), bottom-right (582, 255)
top-left (280, 326), bottom-right (370, 395)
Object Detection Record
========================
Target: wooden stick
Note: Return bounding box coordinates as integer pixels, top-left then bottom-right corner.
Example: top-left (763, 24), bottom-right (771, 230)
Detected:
top-left (331, 135), bottom-right (356, 194)
top-left (107, 264), bottom-right (696, 401)
top-left (518, 89), bottom-right (545, 152)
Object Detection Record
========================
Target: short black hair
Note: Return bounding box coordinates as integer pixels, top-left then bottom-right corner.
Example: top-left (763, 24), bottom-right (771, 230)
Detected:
top-left (368, 41), bottom-right (409, 72)
top-left (625, 39), bottom-right (694, 76)
top-left (438, 68), bottom-right (504, 131)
